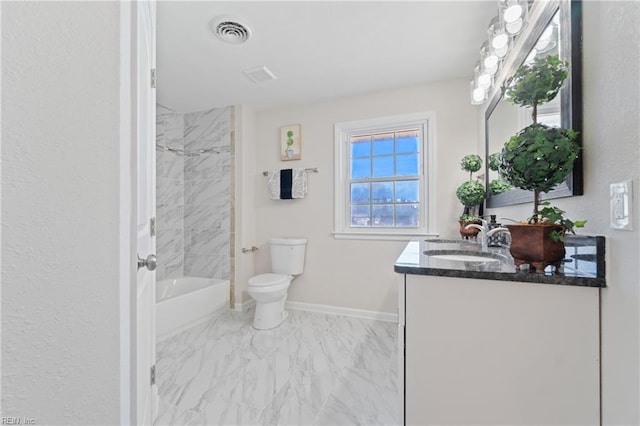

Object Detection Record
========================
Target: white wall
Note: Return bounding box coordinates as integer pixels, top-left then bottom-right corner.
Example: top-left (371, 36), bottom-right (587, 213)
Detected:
top-left (485, 2), bottom-right (640, 423)
top-left (247, 79), bottom-right (478, 313)
top-left (2, 2), bottom-right (122, 424)
top-left (234, 105), bottom-right (258, 308)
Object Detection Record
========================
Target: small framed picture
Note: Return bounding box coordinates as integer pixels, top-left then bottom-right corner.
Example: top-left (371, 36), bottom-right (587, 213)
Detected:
top-left (280, 124), bottom-right (301, 161)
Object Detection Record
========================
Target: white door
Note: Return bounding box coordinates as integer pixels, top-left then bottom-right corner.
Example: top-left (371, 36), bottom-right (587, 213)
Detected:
top-left (135, 1), bottom-right (157, 425)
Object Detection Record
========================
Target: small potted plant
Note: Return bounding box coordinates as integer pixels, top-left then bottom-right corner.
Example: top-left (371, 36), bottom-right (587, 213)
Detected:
top-left (498, 55), bottom-right (585, 272)
top-left (456, 154), bottom-right (486, 239)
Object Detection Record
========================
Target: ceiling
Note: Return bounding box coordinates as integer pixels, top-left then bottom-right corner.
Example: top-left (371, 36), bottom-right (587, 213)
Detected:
top-left (157, 1), bottom-right (498, 112)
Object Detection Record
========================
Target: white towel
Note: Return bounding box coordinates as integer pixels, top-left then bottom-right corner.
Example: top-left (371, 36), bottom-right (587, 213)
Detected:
top-left (266, 168), bottom-right (308, 200)
top-left (291, 168), bottom-right (308, 199)
top-left (267, 170), bottom-right (281, 200)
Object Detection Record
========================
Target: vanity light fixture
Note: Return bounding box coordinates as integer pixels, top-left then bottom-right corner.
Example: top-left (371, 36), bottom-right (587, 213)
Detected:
top-left (475, 62), bottom-right (493, 90)
top-left (470, 80), bottom-right (488, 105)
top-left (480, 41), bottom-right (500, 76)
top-left (469, 0), bottom-right (530, 105)
top-left (488, 16), bottom-right (510, 58)
top-left (500, 0), bottom-right (528, 36)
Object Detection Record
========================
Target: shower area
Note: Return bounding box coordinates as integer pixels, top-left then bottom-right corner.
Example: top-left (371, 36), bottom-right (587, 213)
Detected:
top-left (154, 104), bottom-right (235, 337)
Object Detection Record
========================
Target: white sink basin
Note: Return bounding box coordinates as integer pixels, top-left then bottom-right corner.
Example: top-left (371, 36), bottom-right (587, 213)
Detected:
top-left (430, 254), bottom-right (500, 263)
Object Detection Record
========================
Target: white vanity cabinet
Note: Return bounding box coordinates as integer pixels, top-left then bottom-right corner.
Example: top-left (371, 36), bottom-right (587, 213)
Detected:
top-left (402, 275), bottom-right (600, 425)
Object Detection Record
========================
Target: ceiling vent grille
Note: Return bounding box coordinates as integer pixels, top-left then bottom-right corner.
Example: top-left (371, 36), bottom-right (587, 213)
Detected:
top-left (210, 16), bottom-right (252, 44)
top-left (243, 66), bottom-right (277, 83)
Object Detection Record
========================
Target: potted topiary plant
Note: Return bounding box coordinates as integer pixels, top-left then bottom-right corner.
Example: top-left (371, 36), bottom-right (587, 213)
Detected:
top-left (456, 154), bottom-right (486, 239)
top-left (498, 55), bottom-right (585, 272)
top-left (487, 152), bottom-right (511, 196)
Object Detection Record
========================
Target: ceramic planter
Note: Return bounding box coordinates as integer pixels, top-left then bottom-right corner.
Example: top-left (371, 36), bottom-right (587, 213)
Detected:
top-left (505, 223), bottom-right (565, 272)
top-left (459, 220), bottom-right (481, 240)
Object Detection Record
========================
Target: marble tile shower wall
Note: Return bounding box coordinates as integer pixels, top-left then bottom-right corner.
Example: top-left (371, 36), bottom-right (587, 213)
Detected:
top-left (155, 105), bottom-right (231, 281)
top-left (156, 104), bottom-right (185, 281)
top-left (183, 107), bottom-right (231, 279)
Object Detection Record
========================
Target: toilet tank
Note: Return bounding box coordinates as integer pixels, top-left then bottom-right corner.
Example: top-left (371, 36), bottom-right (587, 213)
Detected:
top-left (269, 237), bottom-right (307, 275)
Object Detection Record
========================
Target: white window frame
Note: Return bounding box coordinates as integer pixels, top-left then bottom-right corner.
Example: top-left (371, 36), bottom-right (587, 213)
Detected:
top-left (333, 112), bottom-right (437, 241)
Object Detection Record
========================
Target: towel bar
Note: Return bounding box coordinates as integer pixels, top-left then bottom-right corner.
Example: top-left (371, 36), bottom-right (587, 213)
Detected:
top-left (262, 167), bottom-right (319, 176)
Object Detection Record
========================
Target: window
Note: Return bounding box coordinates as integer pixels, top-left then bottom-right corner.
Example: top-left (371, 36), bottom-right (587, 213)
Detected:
top-left (334, 112), bottom-right (436, 240)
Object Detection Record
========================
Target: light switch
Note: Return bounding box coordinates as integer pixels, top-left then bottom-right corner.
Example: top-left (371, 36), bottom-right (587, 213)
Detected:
top-left (610, 180), bottom-right (633, 230)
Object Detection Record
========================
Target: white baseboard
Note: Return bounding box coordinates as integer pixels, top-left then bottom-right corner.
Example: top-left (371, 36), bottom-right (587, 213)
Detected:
top-left (285, 301), bottom-right (398, 323)
top-left (234, 299), bottom-right (256, 312)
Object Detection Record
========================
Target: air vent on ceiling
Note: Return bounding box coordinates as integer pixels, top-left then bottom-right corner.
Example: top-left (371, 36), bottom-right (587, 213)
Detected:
top-left (243, 66), bottom-right (277, 83)
top-left (210, 16), bottom-right (252, 44)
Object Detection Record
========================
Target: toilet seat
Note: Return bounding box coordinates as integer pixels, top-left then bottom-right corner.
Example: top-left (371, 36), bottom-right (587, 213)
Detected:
top-left (248, 273), bottom-right (290, 288)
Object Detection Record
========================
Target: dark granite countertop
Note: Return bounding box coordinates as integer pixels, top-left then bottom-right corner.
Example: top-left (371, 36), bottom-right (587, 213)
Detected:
top-left (394, 235), bottom-right (606, 287)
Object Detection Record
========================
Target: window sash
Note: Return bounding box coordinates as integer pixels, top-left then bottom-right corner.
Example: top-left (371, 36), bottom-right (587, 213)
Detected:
top-left (347, 178), bottom-right (424, 229)
top-left (333, 111), bottom-right (436, 240)
top-left (346, 127), bottom-right (424, 229)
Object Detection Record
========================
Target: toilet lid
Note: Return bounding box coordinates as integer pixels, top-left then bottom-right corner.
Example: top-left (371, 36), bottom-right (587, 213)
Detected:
top-left (248, 273), bottom-right (289, 288)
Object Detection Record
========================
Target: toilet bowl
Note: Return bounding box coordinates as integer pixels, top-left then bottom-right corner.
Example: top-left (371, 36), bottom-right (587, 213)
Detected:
top-left (247, 237), bottom-right (307, 330)
top-left (247, 273), bottom-right (292, 330)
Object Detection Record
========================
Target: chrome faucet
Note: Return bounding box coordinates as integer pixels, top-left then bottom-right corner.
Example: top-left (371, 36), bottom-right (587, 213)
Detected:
top-left (486, 227), bottom-right (511, 247)
top-left (465, 220), bottom-right (511, 249)
top-left (465, 219), bottom-right (488, 249)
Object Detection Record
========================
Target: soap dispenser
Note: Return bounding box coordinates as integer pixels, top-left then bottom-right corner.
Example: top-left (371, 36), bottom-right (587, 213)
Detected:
top-left (487, 215), bottom-right (503, 247)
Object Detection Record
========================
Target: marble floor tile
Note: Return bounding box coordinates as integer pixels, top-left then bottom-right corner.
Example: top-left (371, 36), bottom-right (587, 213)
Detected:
top-left (154, 308), bottom-right (400, 426)
top-left (155, 401), bottom-right (200, 426)
top-left (314, 367), bottom-right (399, 426)
top-left (259, 369), bottom-right (334, 426)
top-left (189, 400), bottom-right (262, 426)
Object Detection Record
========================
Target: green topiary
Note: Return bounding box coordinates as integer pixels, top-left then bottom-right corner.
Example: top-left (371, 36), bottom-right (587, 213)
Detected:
top-left (456, 181), bottom-right (486, 209)
top-left (488, 152), bottom-right (502, 172)
top-left (489, 178), bottom-right (512, 195)
top-left (506, 55), bottom-right (568, 123)
top-left (499, 54), bottom-right (584, 240)
top-left (456, 154), bottom-right (486, 219)
top-left (499, 124), bottom-right (579, 193)
top-left (460, 154), bottom-right (483, 175)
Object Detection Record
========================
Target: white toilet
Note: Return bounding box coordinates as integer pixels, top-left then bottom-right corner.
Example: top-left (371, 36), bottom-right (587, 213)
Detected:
top-left (247, 237), bottom-right (307, 330)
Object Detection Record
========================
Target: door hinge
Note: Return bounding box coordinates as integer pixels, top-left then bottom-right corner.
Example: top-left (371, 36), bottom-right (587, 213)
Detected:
top-left (150, 364), bottom-right (156, 386)
top-left (151, 68), bottom-right (157, 89)
top-left (150, 217), bottom-right (156, 237)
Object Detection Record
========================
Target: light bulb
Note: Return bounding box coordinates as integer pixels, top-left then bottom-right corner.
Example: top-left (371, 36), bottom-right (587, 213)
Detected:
top-left (503, 4), bottom-right (523, 23)
top-left (470, 80), bottom-right (486, 105)
top-left (494, 44), bottom-right (509, 58)
top-left (478, 73), bottom-right (492, 89)
top-left (535, 26), bottom-right (554, 51)
top-left (473, 87), bottom-right (486, 103)
top-left (499, 0), bottom-right (528, 37)
top-left (484, 53), bottom-right (499, 69)
top-left (485, 63), bottom-right (499, 76)
top-left (506, 18), bottom-right (523, 35)
top-left (492, 33), bottom-right (509, 50)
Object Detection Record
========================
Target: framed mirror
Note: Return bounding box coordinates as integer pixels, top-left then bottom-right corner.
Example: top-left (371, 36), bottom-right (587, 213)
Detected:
top-left (485, 0), bottom-right (583, 208)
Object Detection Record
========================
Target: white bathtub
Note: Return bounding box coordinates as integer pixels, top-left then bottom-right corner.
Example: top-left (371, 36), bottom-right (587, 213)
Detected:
top-left (156, 277), bottom-right (230, 340)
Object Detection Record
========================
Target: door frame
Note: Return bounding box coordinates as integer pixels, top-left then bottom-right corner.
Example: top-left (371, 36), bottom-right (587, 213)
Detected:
top-left (118, 2), bottom-right (150, 424)
top-left (119, 2), bottom-right (134, 423)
